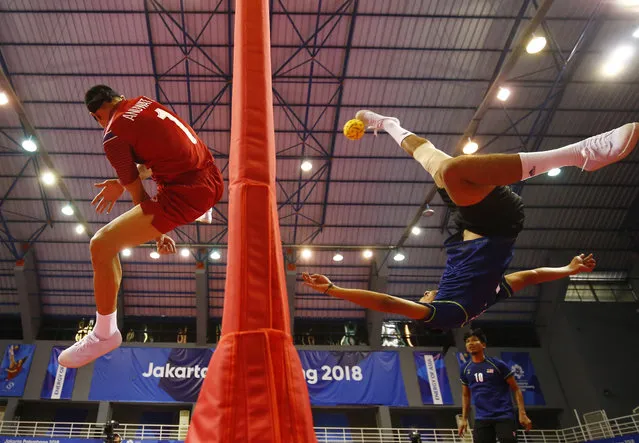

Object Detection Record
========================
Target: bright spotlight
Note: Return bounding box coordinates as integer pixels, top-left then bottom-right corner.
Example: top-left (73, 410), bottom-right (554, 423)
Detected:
top-left (602, 61), bottom-right (624, 77)
top-left (61, 204), bottom-right (74, 216)
top-left (180, 248), bottom-right (190, 257)
top-left (301, 248), bottom-right (312, 259)
top-left (362, 249), bottom-right (373, 259)
top-left (612, 45), bottom-right (634, 62)
top-left (496, 87), bottom-right (511, 102)
top-left (301, 161), bottom-right (313, 172)
top-left (121, 248), bottom-right (132, 257)
top-left (0, 92), bottom-right (8, 106)
top-left (633, 27), bottom-right (639, 38)
top-left (40, 171), bottom-right (56, 186)
top-left (21, 139), bottom-right (37, 152)
top-left (150, 251), bottom-right (160, 259)
top-left (547, 168), bottom-right (561, 177)
top-left (526, 36), bottom-right (547, 54)
top-left (463, 140), bottom-right (479, 155)
top-left (74, 224), bottom-right (85, 234)
top-left (393, 251), bottom-right (406, 262)
top-left (210, 250), bottom-right (221, 260)
top-left (411, 226), bottom-right (422, 235)
top-left (333, 252), bottom-right (344, 262)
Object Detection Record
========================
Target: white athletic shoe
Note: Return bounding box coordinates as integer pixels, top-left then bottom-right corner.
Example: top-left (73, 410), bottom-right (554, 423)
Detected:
top-left (58, 330), bottom-right (122, 369)
top-left (577, 122), bottom-right (639, 171)
top-left (355, 110), bottom-right (400, 136)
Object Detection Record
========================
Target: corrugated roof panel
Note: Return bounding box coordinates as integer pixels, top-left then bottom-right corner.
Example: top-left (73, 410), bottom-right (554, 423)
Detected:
top-left (0, 11), bottom-right (147, 44)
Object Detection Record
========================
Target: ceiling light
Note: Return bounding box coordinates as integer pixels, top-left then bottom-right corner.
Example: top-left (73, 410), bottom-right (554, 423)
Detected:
top-left (526, 36), bottom-right (547, 54)
top-left (210, 250), bottom-right (221, 260)
top-left (21, 139), bottom-right (37, 152)
top-left (618, 0), bottom-right (639, 7)
top-left (393, 251), bottom-right (406, 262)
top-left (40, 171), bottom-right (56, 186)
top-left (0, 92), bottom-right (8, 106)
top-left (547, 168), bottom-right (561, 177)
top-left (301, 248), bottom-right (312, 259)
top-left (333, 252), bottom-right (344, 262)
top-left (463, 139), bottom-right (479, 155)
top-left (121, 248), bottom-right (132, 257)
top-left (61, 204), bottom-right (74, 216)
top-left (150, 251), bottom-right (160, 259)
top-left (74, 224), bottom-right (85, 234)
top-left (602, 61), bottom-right (624, 77)
top-left (180, 248), bottom-right (190, 257)
top-left (411, 226), bottom-right (422, 235)
top-left (496, 87), bottom-right (511, 101)
top-left (612, 45), bottom-right (634, 62)
top-left (300, 160), bottom-right (313, 172)
top-left (422, 204), bottom-right (435, 217)
top-left (362, 249), bottom-right (373, 259)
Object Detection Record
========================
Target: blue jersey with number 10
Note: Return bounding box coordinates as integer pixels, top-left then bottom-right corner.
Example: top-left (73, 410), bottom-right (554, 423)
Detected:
top-left (460, 356), bottom-right (514, 420)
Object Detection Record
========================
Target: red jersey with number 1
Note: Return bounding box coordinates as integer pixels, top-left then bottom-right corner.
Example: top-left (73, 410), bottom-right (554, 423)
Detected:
top-left (103, 96), bottom-right (215, 186)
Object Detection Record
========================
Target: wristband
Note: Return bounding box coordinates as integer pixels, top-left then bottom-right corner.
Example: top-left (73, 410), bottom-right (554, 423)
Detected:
top-left (323, 283), bottom-right (334, 294)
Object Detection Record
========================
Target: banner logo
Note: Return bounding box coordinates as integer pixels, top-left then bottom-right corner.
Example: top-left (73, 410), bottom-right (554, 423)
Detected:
top-left (142, 362), bottom-right (208, 379)
top-left (424, 355), bottom-right (443, 405)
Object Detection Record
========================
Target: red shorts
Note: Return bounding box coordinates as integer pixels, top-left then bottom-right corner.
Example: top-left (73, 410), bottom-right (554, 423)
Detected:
top-left (140, 163), bottom-right (224, 234)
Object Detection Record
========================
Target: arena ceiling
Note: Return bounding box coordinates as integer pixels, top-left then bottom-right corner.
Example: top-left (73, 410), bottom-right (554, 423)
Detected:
top-left (0, 0), bottom-right (638, 326)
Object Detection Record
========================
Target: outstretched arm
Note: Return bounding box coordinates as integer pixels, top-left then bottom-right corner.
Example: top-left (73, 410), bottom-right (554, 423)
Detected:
top-left (302, 273), bottom-right (430, 320)
top-left (505, 253), bottom-right (596, 293)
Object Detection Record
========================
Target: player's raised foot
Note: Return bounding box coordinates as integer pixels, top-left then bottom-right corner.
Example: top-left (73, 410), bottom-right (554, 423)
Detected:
top-left (355, 110), bottom-right (400, 135)
top-left (577, 122), bottom-right (639, 171)
top-left (58, 330), bottom-right (122, 368)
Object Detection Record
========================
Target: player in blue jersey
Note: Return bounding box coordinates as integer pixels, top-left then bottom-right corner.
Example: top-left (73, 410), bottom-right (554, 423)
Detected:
top-left (458, 329), bottom-right (530, 443)
top-left (302, 110), bottom-right (631, 328)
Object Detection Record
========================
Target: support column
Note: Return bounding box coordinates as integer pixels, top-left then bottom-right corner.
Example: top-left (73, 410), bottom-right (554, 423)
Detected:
top-left (14, 248), bottom-right (41, 342)
top-left (116, 287), bottom-right (125, 331)
top-left (367, 261), bottom-right (388, 348)
top-left (534, 252), bottom-right (601, 424)
top-left (195, 258), bottom-right (209, 345)
top-left (2, 398), bottom-right (19, 421)
top-left (285, 260), bottom-right (297, 335)
top-left (96, 401), bottom-right (111, 424)
top-left (376, 406), bottom-right (393, 429)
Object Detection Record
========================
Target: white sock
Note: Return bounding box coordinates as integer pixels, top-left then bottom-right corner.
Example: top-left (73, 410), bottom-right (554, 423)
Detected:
top-left (413, 142), bottom-right (452, 178)
top-left (94, 310), bottom-right (118, 339)
top-left (382, 120), bottom-right (414, 146)
top-left (519, 143), bottom-right (583, 180)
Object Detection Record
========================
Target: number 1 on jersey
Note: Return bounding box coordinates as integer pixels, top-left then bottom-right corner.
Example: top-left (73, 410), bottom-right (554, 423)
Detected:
top-left (155, 108), bottom-right (197, 144)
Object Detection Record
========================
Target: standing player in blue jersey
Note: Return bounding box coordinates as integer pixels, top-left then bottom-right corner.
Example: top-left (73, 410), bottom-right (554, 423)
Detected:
top-left (458, 329), bottom-right (531, 443)
top-left (303, 110), bottom-right (632, 329)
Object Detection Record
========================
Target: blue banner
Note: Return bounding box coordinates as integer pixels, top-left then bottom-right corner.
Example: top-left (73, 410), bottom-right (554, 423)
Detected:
top-left (501, 352), bottom-right (545, 405)
top-left (298, 351), bottom-right (408, 406)
top-left (413, 351), bottom-right (453, 405)
top-left (0, 344), bottom-right (36, 397)
top-left (41, 346), bottom-right (77, 400)
top-left (89, 347), bottom-right (213, 402)
top-left (589, 434), bottom-right (639, 443)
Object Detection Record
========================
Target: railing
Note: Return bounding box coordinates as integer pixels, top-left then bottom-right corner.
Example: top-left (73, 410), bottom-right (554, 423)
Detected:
top-left (0, 413), bottom-right (637, 442)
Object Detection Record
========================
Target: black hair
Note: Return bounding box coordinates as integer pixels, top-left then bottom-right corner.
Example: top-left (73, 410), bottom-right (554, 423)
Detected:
top-left (463, 328), bottom-right (487, 345)
top-left (85, 85), bottom-right (121, 113)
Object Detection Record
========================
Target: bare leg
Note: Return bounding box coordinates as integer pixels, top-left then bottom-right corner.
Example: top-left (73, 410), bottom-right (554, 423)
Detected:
top-left (356, 110), bottom-right (638, 206)
top-left (90, 205), bottom-right (163, 315)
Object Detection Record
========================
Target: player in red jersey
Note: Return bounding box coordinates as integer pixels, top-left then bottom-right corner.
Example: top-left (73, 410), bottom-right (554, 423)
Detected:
top-left (59, 85), bottom-right (224, 368)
